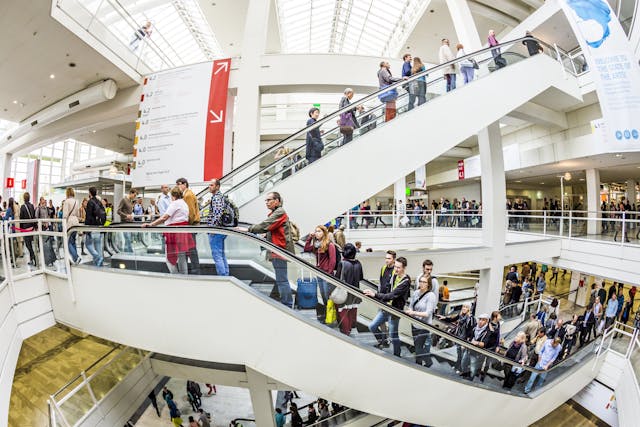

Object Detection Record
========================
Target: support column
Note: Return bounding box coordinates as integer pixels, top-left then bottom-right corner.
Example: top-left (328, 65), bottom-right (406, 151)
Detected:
top-left (233, 0), bottom-right (271, 170)
top-left (476, 122), bottom-right (506, 315)
top-left (113, 183), bottom-right (124, 222)
top-left (246, 367), bottom-right (277, 427)
top-left (586, 169), bottom-right (601, 235)
top-left (0, 152), bottom-right (12, 201)
top-left (394, 176), bottom-right (407, 227)
top-left (627, 179), bottom-right (637, 208)
top-left (446, 0), bottom-right (482, 51)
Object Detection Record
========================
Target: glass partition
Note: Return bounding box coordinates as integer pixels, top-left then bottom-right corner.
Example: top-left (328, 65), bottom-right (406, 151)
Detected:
top-left (71, 225), bottom-right (602, 398)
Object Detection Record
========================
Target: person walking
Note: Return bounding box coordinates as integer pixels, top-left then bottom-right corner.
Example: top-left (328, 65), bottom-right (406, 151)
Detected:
top-left (304, 225), bottom-right (337, 309)
top-left (338, 88), bottom-right (362, 145)
top-left (488, 29), bottom-right (504, 69)
top-left (176, 178), bottom-right (201, 274)
top-left (377, 61), bottom-right (403, 121)
top-left (243, 192), bottom-right (296, 307)
top-left (117, 188), bottom-right (138, 252)
top-left (335, 243), bottom-right (363, 335)
top-left (158, 184), bottom-right (171, 215)
top-left (405, 274), bottom-right (437, 367)
top-left (408, 57), bottom-right (427, 109)
top-left (457, 43), bottom-right (475, 84)
top-left (63, 187), bottom-right (82, 264)
top-left (19, 192), bottom-right (38, 267)
top-left (84, 187), bottom-right (106, 266)
top-left (207, 179), bottom-right (230, 276)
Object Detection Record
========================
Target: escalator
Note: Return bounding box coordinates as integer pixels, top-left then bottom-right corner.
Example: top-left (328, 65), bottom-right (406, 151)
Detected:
top-left (196, 37), bottom-right (582, 231)
top-left (48, 225), bottom-right (605, 426)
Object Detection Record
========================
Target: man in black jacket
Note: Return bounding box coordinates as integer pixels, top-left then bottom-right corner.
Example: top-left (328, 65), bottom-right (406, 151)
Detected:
top-left (438, 303), bottom-right (476, 374)
top-left (305, 108), bottom-right (323, 164)
top-left (84, 187), bottom-right (106, 266)
top-left (19, 192), bottom-right (37, 267)
top-left (468, 313), bottom-right (499, 381)
top-left (365, 256), bottom-right (411, 356)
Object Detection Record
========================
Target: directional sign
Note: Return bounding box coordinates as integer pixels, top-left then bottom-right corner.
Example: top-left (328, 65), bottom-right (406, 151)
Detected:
top-left (5, 178), bottom-right (14, 188)
top-left (132, 59), bottom-right (232, 187)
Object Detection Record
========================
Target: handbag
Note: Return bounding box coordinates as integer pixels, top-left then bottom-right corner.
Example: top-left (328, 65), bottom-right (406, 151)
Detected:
top-left (377, 85), bottom-right (398, 103)
top-left (471, 58), bottom-right (479, 69)
top-left (330, 287), bottom-right (348, 305)
top-left (325, 300), bottom-right (337, 325)
top-left (339, 126), bottom-right (354, 136)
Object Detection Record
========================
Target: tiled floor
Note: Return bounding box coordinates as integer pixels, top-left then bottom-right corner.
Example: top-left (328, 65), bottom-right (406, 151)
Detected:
top-left (530, 401), bottom-right (600, 427)
top-left (7, 325), bottom-right (120, 427)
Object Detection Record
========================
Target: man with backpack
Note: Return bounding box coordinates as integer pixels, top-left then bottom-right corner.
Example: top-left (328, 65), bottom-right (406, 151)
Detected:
top-left (207, 179), bottom-right (230, 276)
top-left (84, 186), bottom-right (106, 267)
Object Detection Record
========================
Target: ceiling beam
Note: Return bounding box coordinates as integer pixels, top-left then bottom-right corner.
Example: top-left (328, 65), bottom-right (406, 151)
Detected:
top-left (507, 102), bottom-right (568, 129)
top-left (519, 0), bottom-right (545, 9)
top-left (468, 1), bottom-right (519, 28)
top-left (473, 0), bottom-right (531, 22)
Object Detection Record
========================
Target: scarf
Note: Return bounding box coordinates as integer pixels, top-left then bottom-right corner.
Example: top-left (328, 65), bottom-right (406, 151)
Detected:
top-left (473, 323), bottom-right (487, 341)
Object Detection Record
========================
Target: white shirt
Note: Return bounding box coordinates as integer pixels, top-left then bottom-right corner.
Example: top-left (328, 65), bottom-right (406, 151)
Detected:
top-left (164, 199), bottom-right (189, 225)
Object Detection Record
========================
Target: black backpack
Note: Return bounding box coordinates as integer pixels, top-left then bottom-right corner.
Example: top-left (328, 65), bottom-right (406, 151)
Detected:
top-left (91, 198), bottom-right (106, 225)
top-left (220, 194), bottom-right (239, 227)
top-left (333, 243), bottom-right (342, 273)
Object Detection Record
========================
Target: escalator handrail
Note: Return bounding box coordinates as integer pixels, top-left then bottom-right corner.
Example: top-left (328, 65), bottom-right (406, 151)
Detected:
top-left (196, 36), bottom-right (566, 200)
top-left (69, 224), bottom-right (599, 378)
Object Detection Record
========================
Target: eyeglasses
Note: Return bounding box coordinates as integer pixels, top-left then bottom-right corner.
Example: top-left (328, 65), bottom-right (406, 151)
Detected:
top-left (265, 198), bottom-right (275, 202)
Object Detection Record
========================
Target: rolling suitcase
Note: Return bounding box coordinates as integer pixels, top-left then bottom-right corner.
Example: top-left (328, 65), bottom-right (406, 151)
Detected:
top-left (296, 273), bottom-right (318, 309)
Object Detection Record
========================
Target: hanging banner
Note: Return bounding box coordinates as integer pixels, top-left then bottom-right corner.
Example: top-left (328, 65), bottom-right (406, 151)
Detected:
top-left (414, 165), bottom-right (426, 190)
top-left (560, 0), bottom-right (640, 150)
top-left (26, 159), bottom-right (39, 200)
top-left (457, 160), bottom-right (465, 180)
top-left (5, 178), bottom-right (14, 188)
top-left (132, 59), bottom-right (232, 187)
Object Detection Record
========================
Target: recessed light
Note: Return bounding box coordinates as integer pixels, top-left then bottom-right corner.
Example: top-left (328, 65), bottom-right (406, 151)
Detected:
top-left (91, 130), bottom-right (97, 133)
top-left (540, 182), bottom-right (545, 185)
top-left (12, 100), bottom-right (17, 104)
top-left (615, 153), bottom-right (622, 157)
top-left (515, 180), bottom-right (522, 183)
top-left (579, 178), bottom-right (585, 181)
top-left (49, 74), bottom-right (55, 79)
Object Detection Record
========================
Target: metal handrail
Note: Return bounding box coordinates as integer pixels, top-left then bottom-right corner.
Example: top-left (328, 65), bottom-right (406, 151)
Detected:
top-left (52, 346), bottom-right (122, 399)
top-left (196, 36), bottom-right (570, 201)
top-left (67, 224), bottom-right (601, 378)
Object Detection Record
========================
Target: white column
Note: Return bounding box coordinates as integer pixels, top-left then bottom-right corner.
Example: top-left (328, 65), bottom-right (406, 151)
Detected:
top-left (113, 183), bottom-right (124, 222)
top-left (627, 179), bottom-right (637, 208)
top-left (446, 0), bottom-right (482, 51)
top-left (476, 122), bottom-right (506, 315)
top-left (0, 152), bottom-right (12, 201)
top-left (246, 367), bottom-right (277, 427)
top-left (394, 176), bottom-right (407, 227)
top-left (233, 0), bottom-right (271, 169)
top-left (586, 169), bottom-right (601, 235)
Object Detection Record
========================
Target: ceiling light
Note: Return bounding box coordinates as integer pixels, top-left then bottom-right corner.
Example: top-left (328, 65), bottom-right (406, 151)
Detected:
top-left (92, 130), bottom-right (97, 133)
top-left (12, 100), bottom-right (17, 104)
top-left (49, 74), bottom-right (55, 79)
top-left (540, 182), bottom-right (545, 185)
top-left (615, 153), bottom-right (622, 157)
top-left (579, 178), bottom-right (585, 181)
top-left (515, 180), bottom-right (522, 183)
top-left (564, 172), bottom-right (572, 181)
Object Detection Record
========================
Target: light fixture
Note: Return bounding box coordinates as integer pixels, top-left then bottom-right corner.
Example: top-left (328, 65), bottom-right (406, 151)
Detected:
top-left (615, 153), bottom-right (622, 157)
top-left (91, 130), bottom-right (97, 133)
top-left (579, 178), bottom-right (585, 181)
top-left (49, 74), bottom-right (55, 79)
top-left (540, 182), bottom-right (545, 185)
top-left (515, 180), bottom-right (522, 183)
top-left (12, 100), bottom-right (17, 104)
top-left (563, 172), bottom-right (572, 181)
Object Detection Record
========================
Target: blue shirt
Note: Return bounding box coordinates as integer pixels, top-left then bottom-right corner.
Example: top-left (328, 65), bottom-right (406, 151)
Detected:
top-left (605, 298), bottom-right (618, 318)
top-left (275, 412), bottom-right (285, 427)
top-left (157, 193), bottom-right (171, 215)
top-left (537, 277), bottom-right (546, 293)
top-left (536, 338), bottom-right (561, 369)
top-left (402, 60), bottom-right (412, 77)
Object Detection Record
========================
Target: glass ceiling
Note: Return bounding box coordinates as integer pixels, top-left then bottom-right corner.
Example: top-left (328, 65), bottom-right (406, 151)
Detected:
top-left (79, 0), bottom-right (223, 69)
top-left (276, 0), bottom-right (429, 56)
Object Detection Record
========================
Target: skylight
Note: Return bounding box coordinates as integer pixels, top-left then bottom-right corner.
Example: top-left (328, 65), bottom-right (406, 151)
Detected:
top-left (78, 0), bottom-right (223, 70)
top-left (276, 0), bottom-right (429, 56)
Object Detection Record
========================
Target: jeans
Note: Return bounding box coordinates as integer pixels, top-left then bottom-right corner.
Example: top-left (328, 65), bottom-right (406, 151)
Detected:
top-left (317, 278), bottom-right (330, 305)
top-left (272, 257), bottom-right (293, 307)
top-left (456, 345), bottom-right (469, 372)
top-left (187, 234), bottom-right (200, 274)
top-left (369, 311), bottom-right (400, 356)
top-left (525, 370), bottom-right (548, 393)
top-left (445, 73), bottom-right (457, 92)
top-left (208, 234), bottom-right (229, 276)
top-left (68, 231), bottom-right (79, 262)
top-left (122, 232), bottom-right (133, 253)
top-left (469, 352), bottom-right (484, 378)
top-left (411, 326), bottom-right (432, 366)
top-left (85, 232), bottom-right (104, 266)
top-left (461, 66), bottom-right (475, 84)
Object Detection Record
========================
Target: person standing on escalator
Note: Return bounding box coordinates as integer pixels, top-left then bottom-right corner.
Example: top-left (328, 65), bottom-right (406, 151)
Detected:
top-left (305, 107), bottom-right (323, 164)
top-left (241, 192), bottom-right (296, 307)
top-left (176, 178), bottom-right (201, 274)
top-left (377, 61), bottom-right (404, 121)
top-left (207, 179), bottom-right (229, 276)
top-left (338, 88), bottom-right (361, 145)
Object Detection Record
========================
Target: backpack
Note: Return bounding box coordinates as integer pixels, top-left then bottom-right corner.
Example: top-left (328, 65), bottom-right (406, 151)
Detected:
top-left (220, 194), bottom-right (239, 227)
top-left (91, 198), bottom-right (106, 225)
top-left (289, 221), bottom-right (300, 243)
top-left (333, 243), bottom-right (342, 273)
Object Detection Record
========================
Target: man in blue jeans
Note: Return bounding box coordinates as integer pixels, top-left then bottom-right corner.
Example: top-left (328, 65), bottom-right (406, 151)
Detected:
top-left (206, 179), bottom-right (229, 276)
top-left (364, 256), bottom-right (411, 357)
top-left (525, 336), bottom-right (562, 393)
top-left (242, 192), bottom-right (296, 307)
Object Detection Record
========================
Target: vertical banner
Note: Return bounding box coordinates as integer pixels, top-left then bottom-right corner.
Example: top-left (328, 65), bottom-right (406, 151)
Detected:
top-left (204, 58), bottom-right (231, 181)
top-left (5, 178), bottom-right (14, 188)
top-left (132, 59), bottom-right (231, 187)
top-left (561, 0), bottom-right (640, 150)
top-left (414, 165), bottom-right (426, 190)
top-left (457, 160), bottom-right (465, 180)
top-left (26, 159), bottom-right (39, 200)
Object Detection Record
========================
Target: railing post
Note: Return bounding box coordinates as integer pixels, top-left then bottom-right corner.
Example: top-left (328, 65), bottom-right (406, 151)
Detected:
top-left (622, 211), bottom-right (626, 245)
top-left (37, 220), bottom-right (46, 273)
top-left (543, 210), bottom-right (547, 235)
top-left (50, 396), bottom-right (72, 427)
top-left (431, 210), bottom-right (435, 230)
top-left (568, 211), bottom-right (572, 239)
top-left (62, 222), bottom-right (76, 303)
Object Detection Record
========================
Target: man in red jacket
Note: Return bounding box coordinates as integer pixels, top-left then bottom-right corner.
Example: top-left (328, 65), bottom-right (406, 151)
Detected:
top-left (241, 192), bottom-right (295, 307)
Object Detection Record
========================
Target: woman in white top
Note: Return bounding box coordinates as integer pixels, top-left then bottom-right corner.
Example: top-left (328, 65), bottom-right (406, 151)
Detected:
top-left (62, 187), bottom-right (82, 264)
top-left (457, 43), bottom-right (475, 84)
top-left (143, 186), bottom-right (194, 274)
top-left (405, 274), bottom-right (437, 367)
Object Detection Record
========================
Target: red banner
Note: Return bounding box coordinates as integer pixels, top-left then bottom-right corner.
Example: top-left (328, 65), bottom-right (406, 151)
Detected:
top-left (5, 178), bottom-right (14, 188)
top-left (20, 179), bottom-right (27, 190)
top-left (457, 160), bottom-right (465, 180)
top-left (203, 59), bottom-right (231, 181)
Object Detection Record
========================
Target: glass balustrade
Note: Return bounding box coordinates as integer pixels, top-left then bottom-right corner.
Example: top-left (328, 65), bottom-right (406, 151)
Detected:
top-left (67, 225), bottom-right (602, 398)
top-left (197, 36), bottom-right (579, 210)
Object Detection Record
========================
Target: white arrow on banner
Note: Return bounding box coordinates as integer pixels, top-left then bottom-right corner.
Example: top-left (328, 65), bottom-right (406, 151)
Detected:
top-left (214, 61), bottom-right (229, 74)
top-left (210, 109), bottom-right (224, 123)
